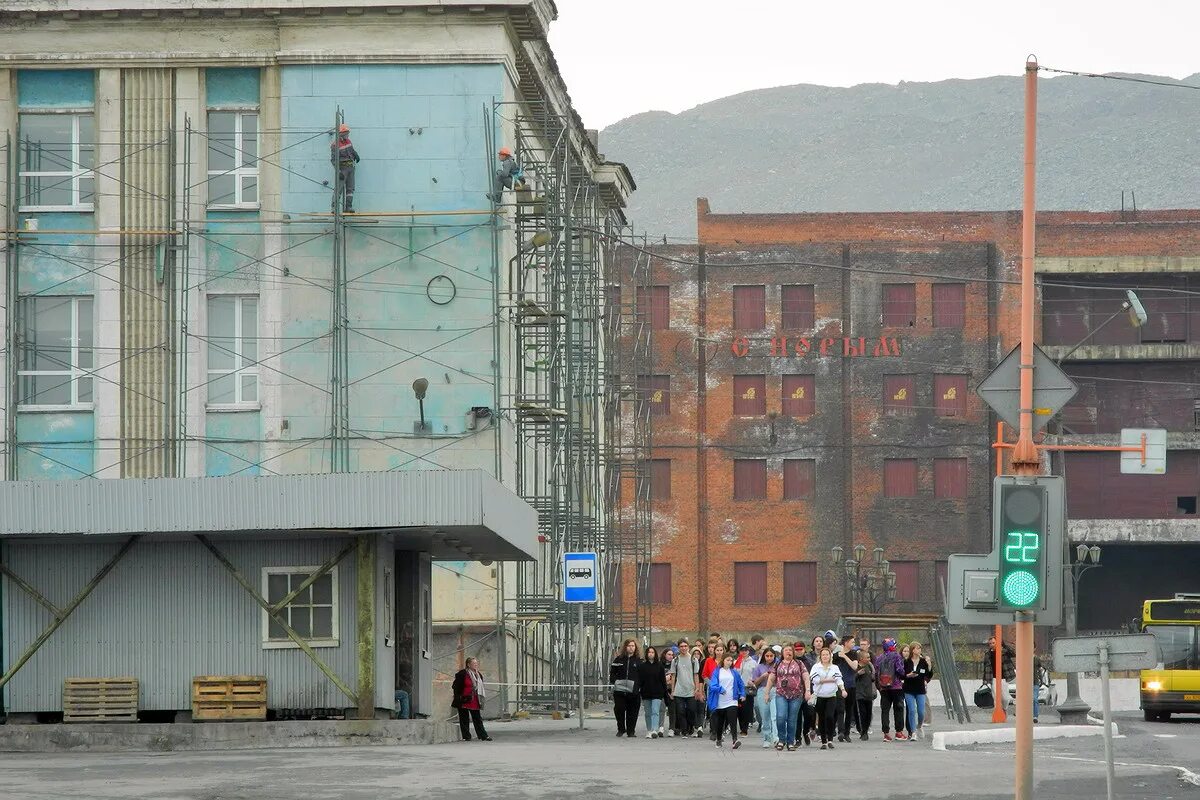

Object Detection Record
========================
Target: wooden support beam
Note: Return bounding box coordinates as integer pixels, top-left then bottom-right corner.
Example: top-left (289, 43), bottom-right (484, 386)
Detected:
top-left (0, 537), bottom-right (138, 691)
top-left (195, 535), bottom-right (357, 704)
top-left (0, 563), bottom-right (64, 620)
top-left (356, 533), bottom-right (377, 720)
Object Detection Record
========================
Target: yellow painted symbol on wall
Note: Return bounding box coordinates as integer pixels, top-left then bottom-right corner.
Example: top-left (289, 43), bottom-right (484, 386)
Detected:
top-left (791, 387), bottom-right (806, 399)
top-left (893, 388), bottom-right (907, 400)
top-left (943, 386), bottom-right (957, 400)
top-left (651, 390), bottom-right (663, 403)
top-left (742, 387), bottom-right (757, 400)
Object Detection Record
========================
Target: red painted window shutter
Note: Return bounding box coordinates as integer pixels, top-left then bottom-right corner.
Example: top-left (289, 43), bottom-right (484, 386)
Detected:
top-left (884, 375), bottom-right (915, 415)
top-left (891, 561), bottom-right (919, 602)
top-left (783, 459), bottom-right (815, 500)
top-left (733, 459), bottom-right (767, 500)
top-left (781, 284), bottom-right (816, 330)
top-left (882, 284), bottom-right (916, 327)
top-left (733, 375), bottom-right (767, 415)
top-left (884, 458), bottom-right (918, 498)
top-left (783, 562), bottom-right (817, 604)
top-left (734, 562), bottom-right (768, 604)
top-left (934, 374), bottom-right (967, 417)
top-left (934, 458), bottom-right (967, 499)
top-left (781, 374), bottom-right (815, 417)
top-left (932, 283), bottom-right (966, 328)
top-left (733, 285), bottom-right (767, 329)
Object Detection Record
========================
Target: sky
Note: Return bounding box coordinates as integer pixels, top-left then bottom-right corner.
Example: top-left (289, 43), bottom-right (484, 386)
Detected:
top-left (549, 0), bottom-right (1200, 129)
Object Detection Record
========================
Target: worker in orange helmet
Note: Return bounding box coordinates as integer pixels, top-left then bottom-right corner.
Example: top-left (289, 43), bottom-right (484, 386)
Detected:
top-left (330, 122), bottom-right (360, 213)
top-left (488, 145), bottom-right (524, 202)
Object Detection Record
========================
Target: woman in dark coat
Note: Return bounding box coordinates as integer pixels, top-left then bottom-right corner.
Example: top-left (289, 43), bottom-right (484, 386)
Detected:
top-left (609, 638), bottom-right (642, 737)
top-left (451, 657), bottom-right (492, 741)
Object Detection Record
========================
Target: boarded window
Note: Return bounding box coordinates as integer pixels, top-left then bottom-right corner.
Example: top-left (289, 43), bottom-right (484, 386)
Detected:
top-left (637, 285), bottom-right (670, 330)
top-left (883, 458), bottom-right (918, 498)
top-left (734, 562), bottom-right (768, 604)
top-left (935, 561), bottom-right (948, 602)
top-left (640, 374), bottom-right (670, 415)
top-left (781, 284), bottom-right (816, 330)
top-left (733, 374), bottom-right (767, 415)
top-left (783, 561), bottom-right (817, 604)
top-left (882, 284), bottom-right (916, 327)
top-left (932, 283), bottom-right (966, 328)
top-left (891, 560), bottom-right (919, 602)
top-left (649, 458), bottom-right (672, 500)
top-left (733, 285), bottom-right (767, 329)
top-left (934, 458), bottom-right (967, 499)
top-left (783, 459), bottom-right (816, 500)
top-left (781, 374), bottom-right (816, 417)
top-left (884, 375), bottom-right (915, 415)
top-left (1141, 291), bottom-right (1188, 343)
top-left (733, 459), bottom-right (767, 500)
top-left (645, 563), bottom-right (671, 605)
top-left (934, 374), bottom-right (967, 417)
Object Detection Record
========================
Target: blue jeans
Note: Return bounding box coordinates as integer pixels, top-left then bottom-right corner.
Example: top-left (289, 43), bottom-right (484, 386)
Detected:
top-left (775, 695), bottom-right (802, 745)
top-left (904, 692), bottom-right (926, 733)
top-left (642, 698), bottom-right (662, 732)
top-left (1032, 682), bottom-right (1039, 720)
top-left (755, 688), bottom-right (776, 744)
top-left (394, 689), bottom-right (410, 720)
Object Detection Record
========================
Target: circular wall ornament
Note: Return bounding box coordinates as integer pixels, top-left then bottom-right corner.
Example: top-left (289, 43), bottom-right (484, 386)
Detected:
top-left (426, 274), bottom-right (456, 305)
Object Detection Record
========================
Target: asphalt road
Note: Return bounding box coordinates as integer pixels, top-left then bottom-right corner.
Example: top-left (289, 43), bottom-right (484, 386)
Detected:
top-left (0, 711), bottom-right (1196, 800)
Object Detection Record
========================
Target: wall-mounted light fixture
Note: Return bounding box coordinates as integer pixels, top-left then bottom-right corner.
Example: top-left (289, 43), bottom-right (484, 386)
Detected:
top-left (413, 378), bottom-right (431, 434)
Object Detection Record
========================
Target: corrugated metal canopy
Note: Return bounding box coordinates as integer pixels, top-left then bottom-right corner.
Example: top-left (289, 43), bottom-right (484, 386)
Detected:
top-left (0, 470), bottom-right (538, 561)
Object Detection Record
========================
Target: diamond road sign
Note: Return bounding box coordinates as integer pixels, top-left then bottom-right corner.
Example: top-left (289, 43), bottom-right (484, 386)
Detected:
top-left (976, 344), bottom-right (1078, 434)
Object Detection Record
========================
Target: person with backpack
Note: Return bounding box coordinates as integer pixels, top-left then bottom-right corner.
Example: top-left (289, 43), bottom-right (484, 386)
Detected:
top-left (874, 636), bottom-right (907, 741)
top-left (667, 638), bottom-right (699, 737)
top-left (984, 635), bottom-right (1017, 713)
top-left (488, 146), bottom-right (525, 202)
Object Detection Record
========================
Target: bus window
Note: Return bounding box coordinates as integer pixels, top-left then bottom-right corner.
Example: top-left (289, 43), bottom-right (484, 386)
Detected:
top-left (1144, 625), bottom-right (1197, 670)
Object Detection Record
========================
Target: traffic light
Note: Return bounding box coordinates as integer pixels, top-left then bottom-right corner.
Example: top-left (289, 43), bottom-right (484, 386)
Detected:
top-left (997, 482), bottom-right (1047, 610)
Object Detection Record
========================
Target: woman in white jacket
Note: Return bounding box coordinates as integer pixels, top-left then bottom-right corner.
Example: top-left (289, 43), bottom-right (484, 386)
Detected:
top-left (809, 647), bottom-right (847, 750)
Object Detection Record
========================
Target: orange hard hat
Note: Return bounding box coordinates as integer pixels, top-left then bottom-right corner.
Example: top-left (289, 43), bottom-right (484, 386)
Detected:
top-left (498, 146), bottom-right (512, 158)
top-left (338, 123), bottom-right (350, 133)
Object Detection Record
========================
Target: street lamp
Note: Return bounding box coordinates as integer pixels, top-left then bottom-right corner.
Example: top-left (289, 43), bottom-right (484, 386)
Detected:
top-left (1057, 542), bottom-right (1104, 723)
top-left (831, 545), bottom-right (895, 613)
top-left (830, 545), bottom-right (844, 566)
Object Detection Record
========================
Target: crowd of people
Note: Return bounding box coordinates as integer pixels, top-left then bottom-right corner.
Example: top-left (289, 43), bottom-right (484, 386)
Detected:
top-left (609, 631), bottom-right (934, 750)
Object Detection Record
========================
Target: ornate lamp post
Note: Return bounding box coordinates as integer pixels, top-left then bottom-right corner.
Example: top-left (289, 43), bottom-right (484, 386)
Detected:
top-left (832, 545), bottom-right (896, 614)
top-left (1057, 543), bottom-right (1103, 724)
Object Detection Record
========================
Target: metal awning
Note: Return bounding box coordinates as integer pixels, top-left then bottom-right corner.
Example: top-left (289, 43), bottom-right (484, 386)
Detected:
top-left (0, 470), bottom-right (538, 562)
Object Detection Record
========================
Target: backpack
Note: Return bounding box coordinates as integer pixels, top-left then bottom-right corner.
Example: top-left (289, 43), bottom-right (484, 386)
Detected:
top-left (877, 653), bottom-right (897, 689)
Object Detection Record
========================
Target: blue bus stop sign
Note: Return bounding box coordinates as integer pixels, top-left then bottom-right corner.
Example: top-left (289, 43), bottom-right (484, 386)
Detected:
top-left (563, 552), bottom-right (598, 603)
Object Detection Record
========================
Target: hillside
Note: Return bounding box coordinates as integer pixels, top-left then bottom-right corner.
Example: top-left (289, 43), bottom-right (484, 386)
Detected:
top-left (599, 73), bottom-right (1200, 239)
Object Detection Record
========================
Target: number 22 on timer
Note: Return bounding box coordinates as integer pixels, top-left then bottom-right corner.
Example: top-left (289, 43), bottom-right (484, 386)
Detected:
top-left (1004, 532), bottom-right (1039, 563)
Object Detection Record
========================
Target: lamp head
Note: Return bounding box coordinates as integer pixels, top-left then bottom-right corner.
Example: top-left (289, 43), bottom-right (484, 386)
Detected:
top-left (1089, 544), bottom-right (1101, 563)
top-left (412, 378), bottom-right (429, 400)
top-left (830, 545), bottom-right (844, 566)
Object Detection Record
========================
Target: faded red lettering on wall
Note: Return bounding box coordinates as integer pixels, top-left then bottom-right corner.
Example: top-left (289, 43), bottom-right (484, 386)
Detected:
top-left (729, 336), bottom-right (902, 358)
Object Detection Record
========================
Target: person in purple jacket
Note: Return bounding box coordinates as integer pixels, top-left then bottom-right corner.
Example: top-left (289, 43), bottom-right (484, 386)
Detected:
top-left (874, 637), bottom-right (907, 741)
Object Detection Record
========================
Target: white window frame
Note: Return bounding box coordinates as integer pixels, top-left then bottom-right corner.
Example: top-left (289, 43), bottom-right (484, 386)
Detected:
top-left (260, 565), bottom-right (340, 649)
top-left (16, 295), bottom-right (95, 411)
top-left (205, 294), bottom-right (259, 410)
top-left (18, 111), bottom-right (95, 212)
top-left (206, 108), bottom-right (260, 209)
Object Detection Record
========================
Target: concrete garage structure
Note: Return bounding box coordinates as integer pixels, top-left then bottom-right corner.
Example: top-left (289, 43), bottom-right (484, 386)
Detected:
top-left (0, 470), bottom-right (536, 719)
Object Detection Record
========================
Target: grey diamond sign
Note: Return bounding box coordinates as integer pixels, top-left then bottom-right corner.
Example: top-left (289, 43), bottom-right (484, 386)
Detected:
top-left (976, 344), bottom-right (1078, 434)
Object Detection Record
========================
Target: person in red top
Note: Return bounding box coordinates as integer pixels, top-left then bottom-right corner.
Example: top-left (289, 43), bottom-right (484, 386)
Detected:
top-left (451, 657), bottom-right (492, 741)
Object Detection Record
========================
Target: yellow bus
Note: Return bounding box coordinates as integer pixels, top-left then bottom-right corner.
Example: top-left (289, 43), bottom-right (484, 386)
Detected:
top-left (1140, 594), bottom-right (1200, 721)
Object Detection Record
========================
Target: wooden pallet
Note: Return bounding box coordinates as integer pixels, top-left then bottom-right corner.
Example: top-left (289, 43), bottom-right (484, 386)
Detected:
top-left (63, 677), bottom-right (139, 723)
top-left (192, 675), bottom-right (267, 722)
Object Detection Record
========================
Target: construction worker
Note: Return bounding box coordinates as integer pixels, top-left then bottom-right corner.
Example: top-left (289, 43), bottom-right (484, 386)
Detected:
top-left (488, 145), bottom-right (524, 202)
top-left (331, 123), bottom-right (360, 213)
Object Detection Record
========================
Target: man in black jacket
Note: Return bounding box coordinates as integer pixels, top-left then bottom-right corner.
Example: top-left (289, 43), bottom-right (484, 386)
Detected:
top-left (984, 636), bottom-right (1017, 710)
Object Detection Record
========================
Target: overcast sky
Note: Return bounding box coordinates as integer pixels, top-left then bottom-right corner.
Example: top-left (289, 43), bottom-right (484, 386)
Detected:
top-left (549, 1), bottom-right (1200, 129)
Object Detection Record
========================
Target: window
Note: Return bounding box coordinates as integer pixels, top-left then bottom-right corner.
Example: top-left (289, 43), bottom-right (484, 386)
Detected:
top-left (649, 459), bottom-right (672, 500)
top-left (932, 283), bottom-right (966, 328)
top-left (781, 284), bottom-right (816, 330)
top-left (934, 458), bottom-right (967, 499)
top-left (733, 459), bottom-right (767, 500)
top-left (648, 563), bottom-right (672, 605)
top-left (934, 374), bottom-right (967, 417)
top-left (733, 374), bottom-right (767, 415)
top-left (783, 562), bottom-right (817, 605)
top-left (1144, 625), bottom-right (1197, 671)
top-left (18, 113), bottom-right (95, 210)
top-left (732, 285), bottom-right (766, 329)
top-left (207, 295), bottom-right (259, 406)
top-left (883, 375), bottom-right (915, 416)
top-left (783, 459), bottom-right (816, 500)
top-left (781, 374), bottom-right (815, 417)
top-left (1177, 496), bottom-right (1197, 515)
top-left (17, 296), bottom-right (94, 408)
top-left (1194, 400), bottom-right (1200, 432)
top-left (734, 562), bottom-right (768, 604)
top-left (640, 374), bottom-right (670, 415)
top-left (891, 561), bottom-right (919, 602)
top-left (262, 566), bottom-right (338, 647)
top-left (637, 285), bottom-right (670, 330)
top-left (882, 284), bottom-right (916, 327)
top-left (207, 110), bottom-right (259, 207)
top-left (883, 459), bottom-right (918, 498)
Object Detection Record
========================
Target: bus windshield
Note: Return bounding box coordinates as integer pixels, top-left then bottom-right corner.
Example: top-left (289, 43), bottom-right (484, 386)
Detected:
top-left (1144, 625), bottom-right (1198, 670)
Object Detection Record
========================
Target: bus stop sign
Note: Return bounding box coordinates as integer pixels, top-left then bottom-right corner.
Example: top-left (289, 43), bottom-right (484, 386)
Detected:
top-left (1052, 634), bottom-right (1158, 673)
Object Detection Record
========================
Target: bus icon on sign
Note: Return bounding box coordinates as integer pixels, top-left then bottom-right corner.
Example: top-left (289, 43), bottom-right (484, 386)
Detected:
top-left (568, 567), bottom-right (592, 580)
top-left (564, 552), bottom-right (598, 603)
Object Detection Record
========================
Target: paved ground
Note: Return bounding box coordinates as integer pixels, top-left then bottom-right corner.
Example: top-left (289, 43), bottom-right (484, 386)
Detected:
top-left (0, 710), bottom-right (1196, 799)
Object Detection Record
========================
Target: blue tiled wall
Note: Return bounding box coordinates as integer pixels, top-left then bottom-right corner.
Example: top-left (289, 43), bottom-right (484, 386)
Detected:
top-left (17, 69), bottom-right (95, 108)
top-left (206, 68), bottom-right (260, 107)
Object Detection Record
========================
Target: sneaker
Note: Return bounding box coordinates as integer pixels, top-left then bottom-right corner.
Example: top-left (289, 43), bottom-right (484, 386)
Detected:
top-left (820, 743), bottom-right (828, 750)
top-left (616, 731), bottom-right (625, 737)
top-left (646, 732), bottom-right (655, 739)
top-left (860, 732), bottom-right (868, 741)
top-left (626, 732), bottom-right (634, 738)
top-left (762, 740), bottom-right (771, 749)
top-left (896, 731), bottom-right (909, 741)
top-left (658, 727), bottom-right (665, 736)
top-left (786, 744), bottom-right (795, 752)
top-left (1034, 718), bottom-right (1039, 724)
top-left (732, 740), bottom-right (741, 750)
top-left (883, 733), bottom-right (893, 742)
top-left (803, 732), bottom-right (811, 746)
top-left (715, 740), bottom-right (723, 749)
top-left (695, 729), bottom-right (703, 739)
top-left (829, 742), bottom-right (835, 750)
top-left (667, 730), bottom-right (675, 737)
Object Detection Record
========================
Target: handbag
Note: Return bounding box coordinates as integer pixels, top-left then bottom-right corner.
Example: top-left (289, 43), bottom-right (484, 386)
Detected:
top-left (613, 679), bottom-right (635, 694)
top-left (973, 683), bottom-right (994, 709)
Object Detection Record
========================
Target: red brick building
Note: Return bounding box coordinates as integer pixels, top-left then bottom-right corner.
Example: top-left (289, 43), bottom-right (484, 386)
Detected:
top-left (616, 200), bottom-right (1200, 639)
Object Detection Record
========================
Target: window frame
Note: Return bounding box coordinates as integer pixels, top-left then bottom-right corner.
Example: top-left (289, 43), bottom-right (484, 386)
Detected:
top-left (648, 562), bottom-right (672, 606)
top-left (16, 295), bottom-right (95, 410)
top-left (732, 374), bottom-right (767, 416)
top-left (781, 374), bottom-right (816, 418)
top-left (932, 283), bottom-right (967, 328)
top-left (782, 458), bottom-right (816, 500)
top-left (883, 374), bottom-right (916, 416)
top-left (18, 111), bottom-right (95, 212)
top-left (732, 458), bottom-right (768, 500)
top-left (637, 285), bottom-right (670, 330)
top-left (883, 458), bottom-right (919, 498)
top-left (260, 565), bottom-right (340, 649)
top-left (641, 374), bottom-right (671, 416)
top-left (934, 374), bottom-right (968, 418)
top-left (781, 284), bottom-right (816, 330)
top-left (648, 458), bottom-right (672, 501)
top-left (733, 561), bottom-right (768, 605)
top-left (206, 294), bottom-right (260, 410)
top-left (732, 285), bottom-right (767, 329)
top-left (882, 283), bottom-right (917, 328)
top-left (933, 457), bottom-right (968, 499)
top-left (782, 561), bottom-right (817, 605)
top-left (206, 108), bottom-right (261, 209)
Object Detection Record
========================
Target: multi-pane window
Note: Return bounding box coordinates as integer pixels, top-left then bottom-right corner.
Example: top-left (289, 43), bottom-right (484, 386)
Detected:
top-left (733, 374), bottom-right (767, 415)
top-left (783, 561), bottom-right (817, 605)
top-left (732, 285), bottom-right (767, 329)
top-left (932, 283), bottom-right (966, 328)
top-left (883, 458), bottom-right (918, 498)
top-left (733, 459), bottom-right (767, 500)
top-left (934, 374), bottom-right (967, 417)
top-left (263, 566), bottom-right (338, 646)
top-left (207, 111), bottom-right (259, 207)
top-left (783, 458), bottom-right (816, 500)
top-left (934, 458), bottom-right (968, 499)
top-left (648, 458), bottom-right (672, 500)
top-left (637, 285), bottom-right (670, 330)
top-left (18, 113), bottom-right (95, 210)
top-left (781, 374), bottom-right (815, 417)
top-left (640, 374), bottom-right (670, 416)
top-left (733, 562), bottom-right (768, 604)
top-left (883, 375), bottom-right (915, 416)
top-left (891, 561), bottom-right (919, 602)
top-left (17, 296), bottom-right (94, 407)
top-left (207, 295), bottom-right (259, 406)
top-left (781, 284), bottom-right (816, 330)
top-left (882, 284), bottom-right (917, 327)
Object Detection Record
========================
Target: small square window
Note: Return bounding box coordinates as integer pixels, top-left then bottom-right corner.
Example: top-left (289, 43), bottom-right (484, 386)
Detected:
top-left (734, 562), bottom-right (768, 604)
top-left (733, 374), bottom-right (767, 416)
top-left (783, 562), bottom-right (817, 605)
top-left (884, 375), bottom-right (915, 416)
top-left (733, 285), bottom-right (767, 329)
top-left (262, 566), bottom-right (339, 648)
top-left (884, 459), bottom-right (918, 498)
top-left (781, 375), bottom-right (815, 417)
top-left (733, 459), bottom-right (767, 500)
top-left (1177, 496), bottom-right (1197, 515)
top-left (882, 284), bottom-right (916, 327)
top-left (783, 459), bottom-right (815, 500)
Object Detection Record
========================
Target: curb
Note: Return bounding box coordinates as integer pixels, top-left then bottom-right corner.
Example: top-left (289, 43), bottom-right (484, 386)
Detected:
top-left (931, 723), bottom-right (1116, 751)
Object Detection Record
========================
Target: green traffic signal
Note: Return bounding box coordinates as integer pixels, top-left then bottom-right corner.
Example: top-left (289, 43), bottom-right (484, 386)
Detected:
top-left (997, 484), bottom-right (1046, 610)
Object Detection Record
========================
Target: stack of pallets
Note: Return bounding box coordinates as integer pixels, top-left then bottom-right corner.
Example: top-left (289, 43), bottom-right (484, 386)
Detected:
top-left (62, 677), bottom-right (139, 723)
top-left (191, 675), bottom-right (267, 721)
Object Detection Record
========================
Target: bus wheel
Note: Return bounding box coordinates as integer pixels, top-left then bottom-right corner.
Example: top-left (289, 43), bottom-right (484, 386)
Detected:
top-left (1144, 709), bottom-right (1155, 722)
top-left (1160, 712), bottom-right (1171, 722)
